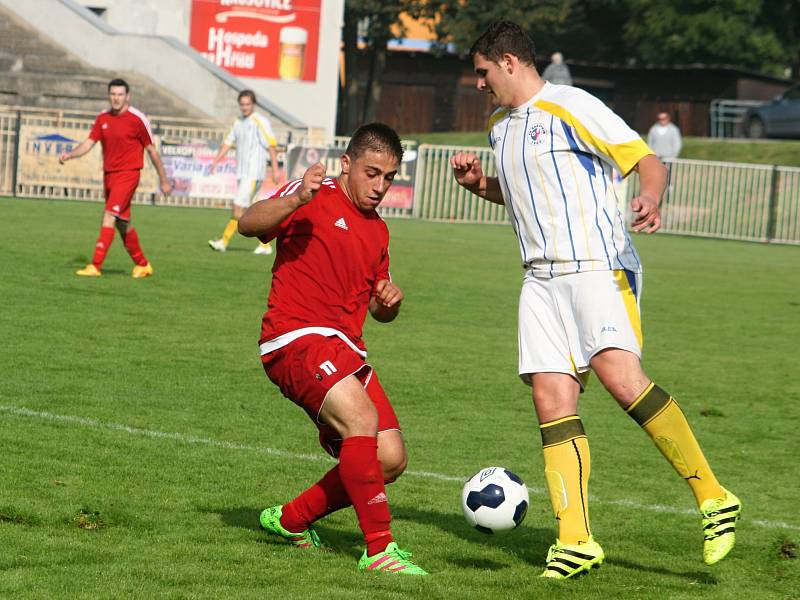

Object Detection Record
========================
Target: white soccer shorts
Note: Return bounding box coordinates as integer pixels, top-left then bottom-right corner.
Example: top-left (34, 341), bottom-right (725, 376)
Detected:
top-left (518, 269), bottom-right (643, 386)
top-left (233, 178), bottom-right (263, 208)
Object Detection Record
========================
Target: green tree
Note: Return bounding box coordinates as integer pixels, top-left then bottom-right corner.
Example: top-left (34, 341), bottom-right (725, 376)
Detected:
top-left (340, 1), bottom-right (408, 134)
top-left (623, 0), bottom-right (785, 76)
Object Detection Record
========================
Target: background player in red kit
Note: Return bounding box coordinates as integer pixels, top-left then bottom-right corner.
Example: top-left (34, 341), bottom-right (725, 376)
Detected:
top-left (59, 78), bottom-right (172, 278)
top-left (238, 123), bottom-right (427, 576)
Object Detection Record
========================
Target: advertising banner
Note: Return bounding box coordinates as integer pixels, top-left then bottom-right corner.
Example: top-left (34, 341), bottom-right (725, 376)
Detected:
top-left (161, 137), bottom-right (284, 200)
top-left (18, 124), bottom-right (157, 191)
top-left (285, 145), bottom-right (416, 210)
top-left (190, 0), bottom-right (321, 82)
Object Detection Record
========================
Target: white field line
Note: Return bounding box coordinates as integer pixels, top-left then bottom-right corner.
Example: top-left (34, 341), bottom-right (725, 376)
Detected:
top-left (2, 404), bottom-right (797, 533)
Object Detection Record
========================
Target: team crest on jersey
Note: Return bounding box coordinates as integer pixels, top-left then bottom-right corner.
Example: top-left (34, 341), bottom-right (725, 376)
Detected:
top-left (528, 123), bottom-right (547, 145)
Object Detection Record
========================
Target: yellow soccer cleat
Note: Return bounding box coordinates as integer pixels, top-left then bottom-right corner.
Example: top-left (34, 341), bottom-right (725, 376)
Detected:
top-left (540, 536), bottom-right (605, 579)
top-left (131, 263), bottom-right (154, 279)
top-left (701, 487), bottom-right (741, 565)
top-left (76, 264), bottom-right (101, 277)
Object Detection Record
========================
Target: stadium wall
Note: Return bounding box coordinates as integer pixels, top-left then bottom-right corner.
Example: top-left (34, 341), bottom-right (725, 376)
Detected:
top-left (0, 0), bottom-right (310, 142)
top-left (69, 0), bottom-right (345, 141)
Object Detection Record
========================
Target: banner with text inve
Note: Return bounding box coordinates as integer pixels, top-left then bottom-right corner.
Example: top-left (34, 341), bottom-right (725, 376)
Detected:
top-left (190, 0), bottom-right (321, 82)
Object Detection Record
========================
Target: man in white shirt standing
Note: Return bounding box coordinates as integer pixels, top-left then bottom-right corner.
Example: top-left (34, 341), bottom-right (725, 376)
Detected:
top-left (208, 89), bottom-right (280, 255)
top-left (647, 112), bottom-right (682, 159)
top-left (450, 20), bottom-right (739, 580)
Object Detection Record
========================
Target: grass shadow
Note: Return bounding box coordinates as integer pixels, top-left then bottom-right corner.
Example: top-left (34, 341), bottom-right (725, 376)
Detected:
top-left (202, 505), bottom-right (360, 555)
top-left (391, 504), bottom-right (553, 568)
top-left (608, 557), bottom-right (719, 584)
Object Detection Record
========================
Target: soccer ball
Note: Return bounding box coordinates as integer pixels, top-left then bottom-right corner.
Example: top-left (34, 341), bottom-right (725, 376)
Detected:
top-left (461, 466), bottom-right (529, 534)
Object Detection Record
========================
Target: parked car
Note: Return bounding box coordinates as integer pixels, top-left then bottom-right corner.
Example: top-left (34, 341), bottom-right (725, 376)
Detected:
top-left (744, 84), bottom-right (800, 139)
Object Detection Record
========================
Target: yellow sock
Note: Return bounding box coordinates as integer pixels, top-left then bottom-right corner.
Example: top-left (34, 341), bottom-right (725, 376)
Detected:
top-left (627, 383), bottom-right (724, 506)
top-left (540, 416), bottom-right (591, 545)
top-left (221, 219), bottom-right (238, 246)
top-left (260, 241), bottom-right (271, 250)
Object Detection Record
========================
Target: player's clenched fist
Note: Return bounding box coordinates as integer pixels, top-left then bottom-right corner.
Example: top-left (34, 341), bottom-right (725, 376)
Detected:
top-left (450, 152), bottom-right (484, 189)
top-left (298, 162), bottom-right (326, 204)
top-left (373, 279), bottom-right (403, 308)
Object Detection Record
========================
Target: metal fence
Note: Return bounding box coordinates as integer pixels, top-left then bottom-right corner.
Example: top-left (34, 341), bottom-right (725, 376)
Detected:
top-left (2, 112), bottom-right (799, 245)
top-left (411, 145), bottom-right (800, 245)
top-left (709, 99), bottom-right (763, 138)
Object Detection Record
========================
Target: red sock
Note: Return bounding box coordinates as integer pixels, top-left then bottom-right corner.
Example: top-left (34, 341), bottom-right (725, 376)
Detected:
top-left (280, 465), bottom-right (351, 533)
top-left (338, 436), bottom-right (393, 556)
top-left (92, 226), bottom-right (115, 268)
top-left (123, 228), bottom-right (148, 266)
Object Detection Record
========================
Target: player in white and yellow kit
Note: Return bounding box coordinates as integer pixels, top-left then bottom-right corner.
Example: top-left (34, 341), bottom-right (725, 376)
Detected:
top-left (451, 21), bottom-right (740, 579)
top-left (208, 89), bottom-right (280, 255)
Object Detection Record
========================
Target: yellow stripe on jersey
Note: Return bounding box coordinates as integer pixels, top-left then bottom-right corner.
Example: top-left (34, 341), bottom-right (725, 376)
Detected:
top-left (487, 108), bottom-right (510, 133)
top-left (534, 99), bottom-right (651, 176)
top-left (613, 269), bottom-right (643, 348)
top-left (254, 115), bottom-right (277, 147)
top-left (565, 150), bottom-right (593, 265)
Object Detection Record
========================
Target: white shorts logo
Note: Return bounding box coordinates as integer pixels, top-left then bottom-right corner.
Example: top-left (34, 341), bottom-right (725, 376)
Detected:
top-left (319, 360), bottom-right (337, 376)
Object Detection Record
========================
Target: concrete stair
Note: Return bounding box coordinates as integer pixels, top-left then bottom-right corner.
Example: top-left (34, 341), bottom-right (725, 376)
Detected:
top-left (0, 5), bottom-right (211, 119)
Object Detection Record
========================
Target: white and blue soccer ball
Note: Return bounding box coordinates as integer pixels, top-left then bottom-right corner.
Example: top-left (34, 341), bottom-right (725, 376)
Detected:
top-left (461, 466), bottom-right (529, 534)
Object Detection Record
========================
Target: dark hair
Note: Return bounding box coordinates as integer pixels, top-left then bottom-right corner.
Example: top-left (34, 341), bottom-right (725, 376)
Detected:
top-left (470, 20), bottom-right (536, 67)
top-left (345, 123), bottom-right (403, 164)
top-left (108, 78), bottom-right (129, 93)
top-left (238, 89), bottom-right (256, 103)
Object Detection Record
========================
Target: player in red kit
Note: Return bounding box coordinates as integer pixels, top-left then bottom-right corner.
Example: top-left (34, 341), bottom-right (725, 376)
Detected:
top-left (59, 78), bottom-right (172, 278)
top-left (238, 123), bottom-right (427, 576)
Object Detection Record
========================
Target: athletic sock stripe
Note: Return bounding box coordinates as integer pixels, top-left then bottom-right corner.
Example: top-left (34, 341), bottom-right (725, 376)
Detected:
top-left (541, 416), bottom-right (586, 446)
top-left (626, 384), bottom-right (672, 426)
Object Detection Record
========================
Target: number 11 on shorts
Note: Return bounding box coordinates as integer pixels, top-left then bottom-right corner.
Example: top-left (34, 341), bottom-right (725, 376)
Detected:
top-left (319, 360), bottom-right (337, 376)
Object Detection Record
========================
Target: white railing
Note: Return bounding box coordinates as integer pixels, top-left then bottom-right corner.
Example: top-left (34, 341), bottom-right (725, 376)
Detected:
top-left (709, 99), bottom-right (764, 138)
top-left (2, 115), bottom-right (799, 245)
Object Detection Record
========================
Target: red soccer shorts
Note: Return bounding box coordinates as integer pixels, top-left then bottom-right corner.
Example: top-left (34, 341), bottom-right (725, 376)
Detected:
top-left (103, 169), bottom-right (141, 221)
top-left (261, 334), bottom-right (401, 457)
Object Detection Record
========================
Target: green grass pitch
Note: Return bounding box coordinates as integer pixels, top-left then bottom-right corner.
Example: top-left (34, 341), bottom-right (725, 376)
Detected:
top-left (0, 196), bottom-right (798, 599)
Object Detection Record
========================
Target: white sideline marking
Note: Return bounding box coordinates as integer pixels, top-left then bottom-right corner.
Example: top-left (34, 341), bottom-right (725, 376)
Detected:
top-left (2, 404), bottom-right (797, 533)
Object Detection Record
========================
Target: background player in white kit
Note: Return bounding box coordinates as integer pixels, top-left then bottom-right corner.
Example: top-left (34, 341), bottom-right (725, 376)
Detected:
top-left (450, 20), bottom-right (740, 580)
top-left (207, 89), bottom-right (280, 255)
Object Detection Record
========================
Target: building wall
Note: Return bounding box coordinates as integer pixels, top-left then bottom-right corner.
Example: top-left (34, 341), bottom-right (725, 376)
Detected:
top-left (76, 0), bottom-right (344, 139)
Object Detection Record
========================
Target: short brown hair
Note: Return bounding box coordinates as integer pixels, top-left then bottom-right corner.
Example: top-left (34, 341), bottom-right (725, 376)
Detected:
top-left (238, 89), bottom-right (256, 103)
top-left (345, 123), bottom-right (403, 165)
top-left (470, 21), bottom-right (536, 67)
top-left (108, 78), bottom-right (129, 93)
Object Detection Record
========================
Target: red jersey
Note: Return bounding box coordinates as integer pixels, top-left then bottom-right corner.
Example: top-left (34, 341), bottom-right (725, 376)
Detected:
top-left (259, 177), bottom-right (391, 355)
top-left (89, 106), bottom-right (153, 172)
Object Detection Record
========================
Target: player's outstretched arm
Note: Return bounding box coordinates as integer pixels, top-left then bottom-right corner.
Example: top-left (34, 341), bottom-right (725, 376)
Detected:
top-left (630, 154), bottom-right (667, 234)
top-left (58, 138), bottom-right (96, 164)
top-left (369, 279), bottom-right (403, 323)
top-left (450, 152), bottom-right (504, 205)
top-left (145, 144), bottom-right (173, 195)
top-left (239, 162), bottom-right (325, 240)
top-left (207, 143), bottom-right (231, 175)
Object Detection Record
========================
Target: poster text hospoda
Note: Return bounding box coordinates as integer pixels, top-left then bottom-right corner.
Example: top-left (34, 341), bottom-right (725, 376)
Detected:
top-left (190, 0), bottom-right (321, 81)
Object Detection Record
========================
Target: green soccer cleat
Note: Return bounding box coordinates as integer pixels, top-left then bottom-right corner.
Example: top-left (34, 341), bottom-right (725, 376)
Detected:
top-left (540, 536), bottom-right (605, 579)
top-left (700, 487), bottom-right (741, 565)
top-left (358, 542), bottom-right (429, 575)
top-left (259, 505), bottom-right (321, 549)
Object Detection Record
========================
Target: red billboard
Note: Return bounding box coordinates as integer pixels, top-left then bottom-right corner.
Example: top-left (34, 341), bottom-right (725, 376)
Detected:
top-left (190, 0), bottom-right (321, 81)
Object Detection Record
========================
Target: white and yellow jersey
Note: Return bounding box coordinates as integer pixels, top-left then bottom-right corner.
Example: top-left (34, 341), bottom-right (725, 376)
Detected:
top-left (224, 111), bottom-right (277, 180)
top-left (488, 82), bottom-right (652, 278)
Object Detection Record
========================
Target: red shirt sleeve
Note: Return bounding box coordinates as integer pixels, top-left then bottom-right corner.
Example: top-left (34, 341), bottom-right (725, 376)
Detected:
top-left (256, 179), bottom-right (303, 244)
top-left (137, 118), bottom-right (153, 148)
top-left (89, 114), bottom-right (103, 142)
